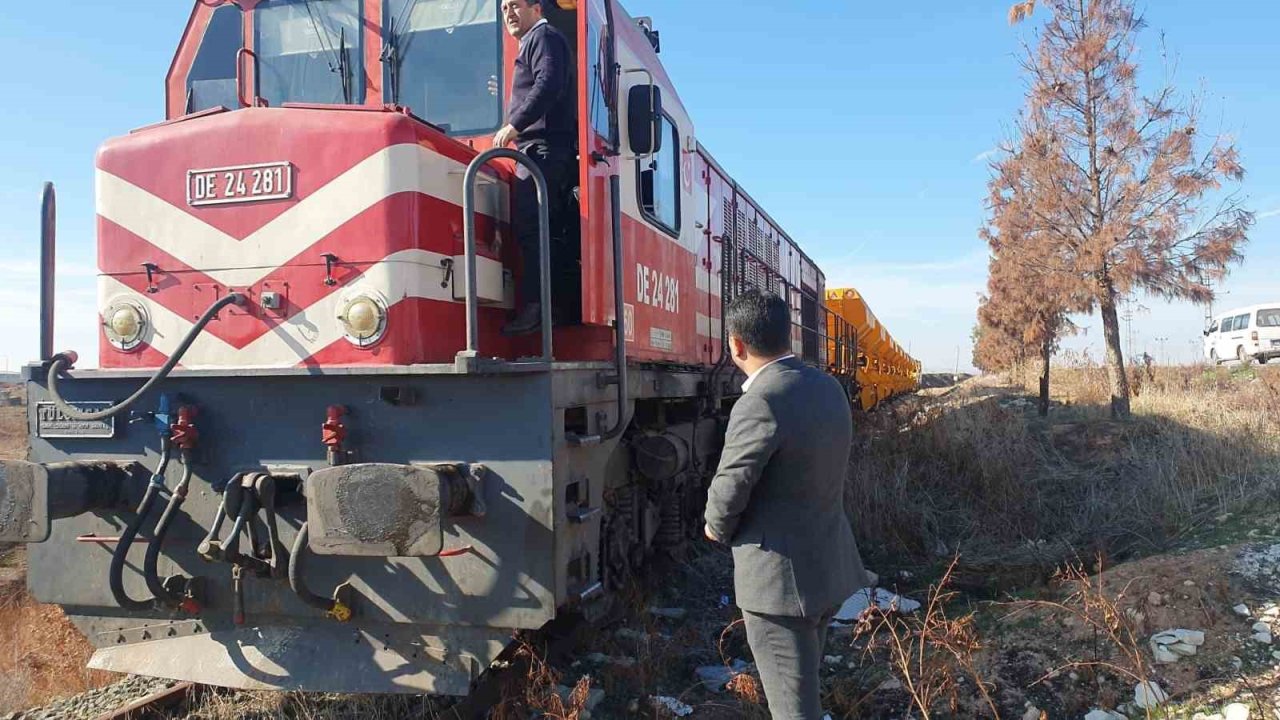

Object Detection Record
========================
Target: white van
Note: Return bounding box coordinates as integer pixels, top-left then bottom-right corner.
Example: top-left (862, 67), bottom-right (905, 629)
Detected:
top-left (1203, 304), bottom-right (1280, 365)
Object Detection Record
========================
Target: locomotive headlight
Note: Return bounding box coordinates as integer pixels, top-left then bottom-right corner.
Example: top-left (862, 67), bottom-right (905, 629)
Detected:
top-left (338, 292), bottom-right (388, 347)
top-left (102, 298), bottom-right (149, 351)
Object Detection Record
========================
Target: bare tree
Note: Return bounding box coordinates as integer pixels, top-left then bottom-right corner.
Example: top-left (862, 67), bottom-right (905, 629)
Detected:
top-left (992, 0), bottom-right (1252, 419)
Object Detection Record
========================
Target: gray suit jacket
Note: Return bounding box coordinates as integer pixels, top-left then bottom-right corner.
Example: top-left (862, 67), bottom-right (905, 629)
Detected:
top-left (705, 357), bottom-right (868, 617)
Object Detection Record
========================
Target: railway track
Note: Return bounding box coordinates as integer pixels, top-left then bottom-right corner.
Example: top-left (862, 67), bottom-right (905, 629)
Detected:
top-left (93, 682), bottom-right (201, 720)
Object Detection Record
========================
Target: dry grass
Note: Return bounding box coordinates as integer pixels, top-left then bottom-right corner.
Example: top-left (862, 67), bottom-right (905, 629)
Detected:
top-left (847, 558), bottom-right (1002, 719)
top-left (0, 569), bottom-right (115, 714)
top-left (848, 365), bottom-right (1280, 588)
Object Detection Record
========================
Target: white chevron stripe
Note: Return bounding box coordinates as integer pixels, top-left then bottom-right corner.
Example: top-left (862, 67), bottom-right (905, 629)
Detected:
top-left (696, 312), bottom-right (722, 339)
top-left (98, 249), bottom-right (508, 368)
top-left (96, 144), bottom-right (509, 289)
top-left (694, 269), bottom-right (722, 298)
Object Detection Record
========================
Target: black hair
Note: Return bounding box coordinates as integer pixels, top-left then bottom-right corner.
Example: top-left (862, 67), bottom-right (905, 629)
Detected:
top-left (725, 291), bottom-right (792, 356)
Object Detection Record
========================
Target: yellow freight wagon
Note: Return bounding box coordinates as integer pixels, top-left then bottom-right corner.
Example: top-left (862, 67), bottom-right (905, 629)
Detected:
top-left (825, 288), bottom-right (920, 411)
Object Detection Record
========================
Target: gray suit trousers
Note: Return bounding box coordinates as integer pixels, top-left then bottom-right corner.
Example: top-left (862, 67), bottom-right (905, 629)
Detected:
top-left (744, 605), bottom-right (838, 720)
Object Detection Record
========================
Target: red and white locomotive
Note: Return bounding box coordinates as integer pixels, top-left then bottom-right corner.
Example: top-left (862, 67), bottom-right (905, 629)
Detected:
top-left (4, 0), bottom-right (862, 695)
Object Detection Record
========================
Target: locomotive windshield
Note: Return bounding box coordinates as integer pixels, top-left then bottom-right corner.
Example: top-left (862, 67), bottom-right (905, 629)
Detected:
top-left (383, 0), bottom-right (504, 135)
top-left (187, 5), bottom-right (244, 113)
top-left (256, 0), bottom-right (365, 105)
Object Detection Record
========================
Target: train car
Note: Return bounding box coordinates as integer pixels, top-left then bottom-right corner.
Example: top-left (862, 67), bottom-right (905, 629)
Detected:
top-left (825, 288), bottom-right (919, 410)
top-left (1, 0), bottom-right (896, 696)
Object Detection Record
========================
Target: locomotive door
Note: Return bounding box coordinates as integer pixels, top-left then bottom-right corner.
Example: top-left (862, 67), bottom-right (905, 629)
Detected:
top-left (578, 0), bottom-right (620, 329)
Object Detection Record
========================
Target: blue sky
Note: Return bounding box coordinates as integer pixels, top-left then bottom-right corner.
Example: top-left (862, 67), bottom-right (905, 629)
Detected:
top-left (0, 1), bottom-right (1275, 372)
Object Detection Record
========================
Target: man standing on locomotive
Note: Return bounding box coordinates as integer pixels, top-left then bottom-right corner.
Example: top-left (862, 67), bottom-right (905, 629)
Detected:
top-left (494, 0), bottom-right (576, 335)
top-left (704, 291), bottom-right (870, 720)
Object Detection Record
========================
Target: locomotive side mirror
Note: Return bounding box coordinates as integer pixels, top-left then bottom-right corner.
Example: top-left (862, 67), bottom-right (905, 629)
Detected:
top-left (628, 84), bottom-right (663, 156)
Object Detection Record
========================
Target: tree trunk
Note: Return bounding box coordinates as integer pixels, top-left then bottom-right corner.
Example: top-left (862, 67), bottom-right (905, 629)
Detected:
top-left (1098, 287), bottom-right (1132, 419)
top-left (1038, 337), bottom-right (1051, 417)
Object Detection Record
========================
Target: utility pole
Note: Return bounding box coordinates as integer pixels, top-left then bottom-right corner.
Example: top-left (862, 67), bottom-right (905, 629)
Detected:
top-left (1121, 298), bottom-right (1135, 359)
top-left (1155, 336), bottom-right (1168, 366)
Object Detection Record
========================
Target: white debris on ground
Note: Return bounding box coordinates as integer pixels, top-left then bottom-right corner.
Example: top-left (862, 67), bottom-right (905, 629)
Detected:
top-left (1233, 544), bottom-right (1280, 595)
top-left (1224, 702), bottom-right (1252, 720)
top-left (1193, 703), bottom-right (1253, 720)
top-left (1150, 628), bottom-right (1206, 663)
top-left (1083, 709), bottom-right (1127, 720)
top-left (1133, 680), bottom-right (1168, 710)
top-left (693, 659), bottom-right (755, 693)
top-left (649, 696), bottom-right (694, 717)
top-left (1251, 621), bottom-right (1273, 644)
top-left (832, 587), bottom-right (922, 623)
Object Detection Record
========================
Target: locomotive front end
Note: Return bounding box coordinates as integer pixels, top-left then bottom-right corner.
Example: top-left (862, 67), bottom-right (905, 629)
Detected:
top-left (0, 0), bottom-right (625, 696)
top-left (96, 105), bottom-right (512, 371)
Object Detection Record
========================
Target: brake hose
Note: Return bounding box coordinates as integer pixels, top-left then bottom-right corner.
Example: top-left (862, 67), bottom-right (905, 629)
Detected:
top-left (47, 293), bottom-right (246, 422)
top-left (109, 439), bottom-right (172, 611)
top-left (143, 450), bottom-right (199, 612)
top-left (289, 522), bottom-right (351, 621)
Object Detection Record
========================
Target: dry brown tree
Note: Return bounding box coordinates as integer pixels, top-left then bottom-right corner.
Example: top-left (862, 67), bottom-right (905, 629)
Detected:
top-left (977, 236), bottom-right (1076, 417)
top-left (971, 309), bottom-right (1023, 377)
top-left (992, 0), bottom-right (1252, 419)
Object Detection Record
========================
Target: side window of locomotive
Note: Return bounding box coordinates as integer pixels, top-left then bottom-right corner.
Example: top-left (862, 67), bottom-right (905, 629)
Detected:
top-left (384, 0), bottom-right (503, 135)
top-left (256, 0), bottom-right (365, 106)
top-left (187, 5), bottom-right (244, 113)
top-left (638, 115), bottom-right (680, 235)
top-left (586, 14), bottom-right (614, 143)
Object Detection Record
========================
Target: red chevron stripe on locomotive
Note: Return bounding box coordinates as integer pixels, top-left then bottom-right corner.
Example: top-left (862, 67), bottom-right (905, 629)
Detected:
top-left (95, 107), bottom-right (514, 369)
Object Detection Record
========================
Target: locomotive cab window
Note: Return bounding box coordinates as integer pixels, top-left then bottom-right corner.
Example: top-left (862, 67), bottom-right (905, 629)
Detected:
top-left (383, 0), bottom-right (503, 135)
top-left (638, 114), bottom-right (680, 235)
top-left (586, 9), bottom-right (615, 144)
top-left (187, 5), bottom-right (244, 113)
top-left (256, 0), bottom-right (365, 106)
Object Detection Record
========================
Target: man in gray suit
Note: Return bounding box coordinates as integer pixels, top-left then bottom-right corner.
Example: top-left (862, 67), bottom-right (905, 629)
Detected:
top-left (704, 291), bottom-right (869, 720)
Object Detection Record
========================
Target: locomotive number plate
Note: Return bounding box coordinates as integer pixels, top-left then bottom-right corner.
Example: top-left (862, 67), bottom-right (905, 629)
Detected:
top-left (187, 161), bottom-right (294, 207)
top-left (35, 402), bottom-right (116, 439)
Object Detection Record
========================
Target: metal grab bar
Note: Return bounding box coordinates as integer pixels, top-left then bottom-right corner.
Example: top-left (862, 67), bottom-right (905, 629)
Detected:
top-left (460, 148), bottom-right (553, 362)
top-left (40, 183), bottom-right (56, 362)
top-left (568, 175), bottom-right (631, 446)
top-left (235, 47), bottom-right (261, 109)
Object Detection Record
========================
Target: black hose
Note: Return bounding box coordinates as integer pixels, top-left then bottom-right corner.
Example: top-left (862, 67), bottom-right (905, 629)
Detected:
top-left (143, 452), bottom-right (194, 608)
top-left (109, 442), bottom-right (171, 611)
top-left (288, 522), bottom-right (334, 612)
top-left (47, 293), bottom-right (246, 422)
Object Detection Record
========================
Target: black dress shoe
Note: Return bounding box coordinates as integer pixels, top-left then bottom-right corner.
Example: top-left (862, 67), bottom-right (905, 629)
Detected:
top-left (502, 303), bottom-right (542, 336)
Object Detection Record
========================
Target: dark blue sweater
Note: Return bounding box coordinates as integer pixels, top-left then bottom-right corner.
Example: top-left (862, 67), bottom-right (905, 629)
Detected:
top-left (507, 21), bottom-right (575, 146)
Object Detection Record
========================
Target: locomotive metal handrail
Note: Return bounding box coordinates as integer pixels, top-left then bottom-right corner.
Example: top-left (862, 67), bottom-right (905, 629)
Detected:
top-left (461, 148), bottom-right (553, 362)
top-left (235, 47), bottom-right (260, 108)
top-left (40, 182), bottom-right (56, 362)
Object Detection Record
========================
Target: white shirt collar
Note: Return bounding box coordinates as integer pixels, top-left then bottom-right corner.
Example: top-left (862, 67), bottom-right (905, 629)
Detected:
top-left (519, 19), bottom-right (549, 49)
top-left (742, 354), bottom-right (796, 392)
